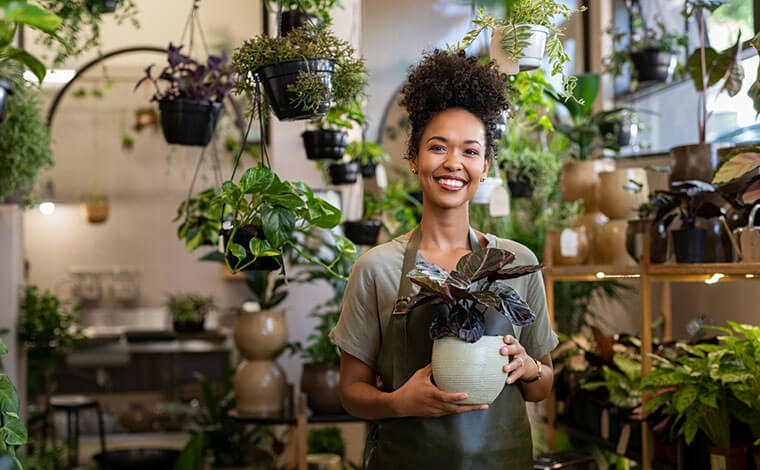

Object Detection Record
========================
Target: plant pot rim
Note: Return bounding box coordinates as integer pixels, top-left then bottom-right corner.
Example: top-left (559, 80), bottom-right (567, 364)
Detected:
top-left (256, 57), bottom-right (335, 74)
top-left (302, 129), bottom-right (348, 137)
top-left (158, 98), bottom-right (223, 107)
top-left (344, 219), bottom-right (381, 227)
top-left (669, 142), bottom-right (730, 151)
top-left (512, 23), bottom-right (551, 34)
top-left (330, 161), bottom-right (360, 170)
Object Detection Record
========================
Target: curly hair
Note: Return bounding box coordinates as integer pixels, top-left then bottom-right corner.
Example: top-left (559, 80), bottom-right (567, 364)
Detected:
top-left (400, 49), bottom-right (510, 161)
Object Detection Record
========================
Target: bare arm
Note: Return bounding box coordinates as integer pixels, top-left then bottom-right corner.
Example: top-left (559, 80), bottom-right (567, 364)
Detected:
top-left (500, 335), bottom-right (555, 402)
top-left (339, 351), bottom-right (490, 420)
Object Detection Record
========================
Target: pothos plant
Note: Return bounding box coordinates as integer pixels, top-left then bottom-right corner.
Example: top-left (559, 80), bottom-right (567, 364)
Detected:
top-left (211, 164), bottom-right (356, 278)
top-left (0, 1), bottom-right (62, 82)
top-left (345, 140), bottom-right (390, 167)
top-left (0, 339), bottom-right (27, 470)
top-left (310, 99), bottom-right (366, 131)
top-left (711, 144), bottom-right (760, 205)
top-left (267, 0), bottom-right (343, 25)
top-left (404, 248), bottom-right (543, 343)
top-left (175, 188), bottom-right (232, 252)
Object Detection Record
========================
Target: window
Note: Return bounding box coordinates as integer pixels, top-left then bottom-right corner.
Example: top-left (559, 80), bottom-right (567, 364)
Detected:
top-left (706, 0), bottom-right (754, 52)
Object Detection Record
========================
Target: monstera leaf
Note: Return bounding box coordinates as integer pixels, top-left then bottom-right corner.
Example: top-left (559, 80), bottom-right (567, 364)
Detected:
top-left (490, 282), bottom-right (536, 326)
top-left (456, 248), bottom-right (516, 282)
top-left (447, 304), bottom-right (486, 343)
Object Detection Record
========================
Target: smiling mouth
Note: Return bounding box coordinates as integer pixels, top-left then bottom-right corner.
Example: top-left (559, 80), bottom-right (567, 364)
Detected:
top-left (434, 176), bottom-right (468, 191)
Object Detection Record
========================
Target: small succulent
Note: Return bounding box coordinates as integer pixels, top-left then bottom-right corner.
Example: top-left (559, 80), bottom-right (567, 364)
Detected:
top-left (405, 248), bottom-right (543, 343)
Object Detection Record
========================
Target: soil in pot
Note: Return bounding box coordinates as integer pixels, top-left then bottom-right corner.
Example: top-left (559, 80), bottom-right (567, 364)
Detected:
top-left (301, 363), bottom-right (343, 415)
top-left (672, 228), bottom-right (706, 263)
top-left (302, 130), bottom-right (347, 161)
top-left (280, 10), bottom-right (319, 36)
top-left (631, 49), bottom-right (674, 82)
top-left (221, 225), bottom-right (281, 272)
top-left (257, 58), bottom-right (334, 121)
top-left (328, 161), bottom-right (359, 185)
top-left (343, 220), bottom-right (381, 246)
top-left (0, 78), bottom-right (11, 124)
top-left (159, 99), bottom-right (222, 146)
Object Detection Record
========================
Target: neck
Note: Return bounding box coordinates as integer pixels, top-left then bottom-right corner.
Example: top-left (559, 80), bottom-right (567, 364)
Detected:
top-left (418, 202), bottom-right (471, 251)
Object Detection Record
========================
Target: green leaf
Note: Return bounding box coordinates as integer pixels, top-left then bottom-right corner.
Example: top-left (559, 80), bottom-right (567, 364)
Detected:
top-left (4, 2), bottom-right (61, 34)
top-left (0, 340), bottom-right (6, 355)
top-left (742, 178), bottom-right (760, 204)
top-left (684, 413), bottom-right (699, 445)
top-left (308, 198), bottom-right (342, 229)
top-left (0, 411), bottom-right (26, 446)
top-left (228, 242), bottom-right (246, 261)
top-left (239, 166), bottom-right (274, 194)
top-left (0, 21), bottom-right (15, 49)
top-left (249, 237), bottom-right (279, 258)
top-left (262, 206), bottom-right (295, 248)
top-left (174, 433), bottom-right (204, 470)
top-left (5, 47), bottom-right (46, 83)
top-left (643, 391), bottom-right (672, 413)
top-left (613, 354), bottom-right (642, 382)
top-left (572, 73), bottom-right (599, 117)
top-left (0, 376), bottom-right (19, 413)
top-left (185, 227), bottom-right (203, 252)
top-left (674, 385), bottom-right (698, 413)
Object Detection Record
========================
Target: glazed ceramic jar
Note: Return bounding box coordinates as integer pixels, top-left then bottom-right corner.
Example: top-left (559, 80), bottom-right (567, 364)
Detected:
top-left (599, 219), bottom-right (636, 266)
top-left (559, 160), bottom-right (616, 212)
top-left (234, 306), bottom-right (288, 360)
top-left (572, 211), bottom-right (610, 264)
top-left (301, 364), bottom-right (343, 415)
top-left (598, 168), bottom-right (649, 220)
top-left (547, 227), bottom-right (589, 265)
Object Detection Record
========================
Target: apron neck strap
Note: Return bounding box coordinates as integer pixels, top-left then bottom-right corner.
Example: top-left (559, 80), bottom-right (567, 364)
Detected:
top-left (397, 226), bottom-right (482, 298)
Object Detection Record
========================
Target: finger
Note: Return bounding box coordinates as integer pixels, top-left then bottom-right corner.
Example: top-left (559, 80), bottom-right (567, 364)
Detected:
top-left (499, 344), bottom-right (524, 356)
top-left (447, 403), bottom-right (489, 414)
top-left (435, 389), bottom-right (469, 403)
top-left (502, 357), bottom-right (526, 374)
top-left (419, 363), bottom-right (433, 377)
top-left (506, 362), bottom-right (528, 384)
top-left (503, 334), bottom-right (516, 344)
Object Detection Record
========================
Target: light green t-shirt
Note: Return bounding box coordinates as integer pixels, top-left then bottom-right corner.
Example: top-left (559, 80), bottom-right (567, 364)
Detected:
top-left (329, 233), bottom-right (559, 371)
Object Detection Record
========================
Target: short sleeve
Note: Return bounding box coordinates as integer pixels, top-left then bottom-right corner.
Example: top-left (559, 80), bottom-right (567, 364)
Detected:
top-left (519, 269), bottom-right (559, 360)
top-left (329, 255), bottom-right (381, 370)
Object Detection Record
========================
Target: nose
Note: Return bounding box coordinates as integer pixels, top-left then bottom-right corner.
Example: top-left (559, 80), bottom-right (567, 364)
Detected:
top-left (442, 152), bottom-right (464, 171)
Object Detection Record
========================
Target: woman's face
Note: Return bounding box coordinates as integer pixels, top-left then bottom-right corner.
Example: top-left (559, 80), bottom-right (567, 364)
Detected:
top-left (410, 108), bottom-right (489, 210)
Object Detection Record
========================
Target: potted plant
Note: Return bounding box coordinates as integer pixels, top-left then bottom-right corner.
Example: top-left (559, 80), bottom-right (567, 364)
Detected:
top-left (267, 0), bottom-right (342, 34)
top-left (135, 43), bottom-right (234, 146)
top-left (0, 338), bottom-right (28, 468)
top-left (539, 200), bottom-right (588, 265)
top-left (400, 248), bottom-right (542, 404)
top-left (79, 192), bottom-right (109, 223)
top-left (327, 160), bottom-right (360, 185)
top-left (233, 24), bottom-right (367, 121)
top-left (302, 101), bottom-right (364, 161)
top-left (712, 144), bottom-right (760, 207)
top-left (497, 128), bottom-right (560, 199)
top-left (345, 139), bottom-right (390, 178)
top-left (167, 292), bottom-right (214, 333)
top-left (626, 193), bottom-right (672, 263)
top-left (0, 2), bottom-right (62, 84)
top-left (453, 0), bottom-right (582, 95)
top-left (175, 188), bottom-right (233, 252)
top-left (211, 165), bottom-right (356, 277)
top-left (343, 191), bottom-right (383, 246)
top-left (0, 68), bottom-right (53, 205)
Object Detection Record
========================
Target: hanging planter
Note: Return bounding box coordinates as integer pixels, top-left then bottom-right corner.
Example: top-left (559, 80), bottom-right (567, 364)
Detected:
top-left (302, 129), bottom-right (347, 161)
top-left (159, 99), bottom-right (223, 146)
top-left (280, 10), bottom-right (318, 36)
top-left (328, 161), bottom-right (359, 185)
top-left (471, 177), bottom-right (504, 205)
top-left (80, 194), bottom-right (109, 224)
top-left (257, 58), bottom-right (334, 121)
top-left (599, 118), bottom-right (633, 147)
top-left (507, 175), bottom-right (534, 199)
top-left (87, 0), bottom-right (119, 13)
top-left (630, 49), bottom-right (675, 82)
top-left (220, 225), bottom-right (282, 273)
top-left (0, 78), bottom-right (12, 125)
top-left (343, 220), bottom-right (381, 246)
top-left (344, 139), bottom-right (389, 180)
top-left (515, 24), bottom-right (550, 71)
top-left (359, 160), bottom-right (376, 178)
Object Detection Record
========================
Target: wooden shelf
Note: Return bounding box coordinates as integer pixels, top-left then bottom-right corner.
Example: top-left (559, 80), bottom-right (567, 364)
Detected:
top-left (544, 262), bottom-right (760, 282)
top-left (545, 264), bottom-right (640, 281)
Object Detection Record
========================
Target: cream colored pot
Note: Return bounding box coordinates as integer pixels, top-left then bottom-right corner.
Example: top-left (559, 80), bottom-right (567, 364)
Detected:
top-left (515, 24), bottom-right (550, 71)
top-left (234, 308), bottom-right (288, 361)
top-left (432, 335), bottom-right (509, 405)
top-left (559, 160), bottom-right (616, 212)
top-left (547, 227), bottom-right (589, 265)
top-left (234, 360), bottom-right (286, 416)
top-left (598, 168), bottom-right (649, 220)
top-left (599, 219), bottom-right (636, 265)
top-left (572, 211), bottom-right (610, 264)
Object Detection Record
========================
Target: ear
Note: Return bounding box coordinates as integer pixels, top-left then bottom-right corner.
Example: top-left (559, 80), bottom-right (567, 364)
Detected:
top-left (409, 155), bottom-right (418, 174)
top-left (482, 157), bottom-right (490, 177)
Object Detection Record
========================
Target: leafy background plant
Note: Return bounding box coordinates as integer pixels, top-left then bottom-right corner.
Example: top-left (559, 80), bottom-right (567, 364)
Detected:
top-left (267, 0), bottom-right (343, 25)
top-left (166, 292), bottom-right (214, 324)
top-left (0, 339), bottom-right (27, 470)
top-left (0, 1), bottom-right (61, 81)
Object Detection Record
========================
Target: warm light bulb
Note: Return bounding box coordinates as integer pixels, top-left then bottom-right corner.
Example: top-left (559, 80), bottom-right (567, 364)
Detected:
top-left (596, 272), bottom-right (605, 279)
top-left (704, 273), bottom-right (724, 285)
top-left (746, 274), bottom-right (756, 279)
top-left (39, 202), bottom-right (55, 215)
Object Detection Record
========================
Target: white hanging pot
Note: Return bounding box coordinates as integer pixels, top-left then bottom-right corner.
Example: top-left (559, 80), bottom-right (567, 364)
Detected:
top-left (432, 336), bottom-right (509, 405)
top-left (471, 177), bottom-right (503, 205)
top-left (515, 24), bottom-right (550, 71)
top-left (490, 28), bottom-right (519, 75)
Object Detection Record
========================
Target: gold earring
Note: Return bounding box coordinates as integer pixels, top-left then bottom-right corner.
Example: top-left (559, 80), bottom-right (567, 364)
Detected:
top-left (412, 169), bottom-right (418, 175)
top-left (480, 177), bottom-right (486, 182)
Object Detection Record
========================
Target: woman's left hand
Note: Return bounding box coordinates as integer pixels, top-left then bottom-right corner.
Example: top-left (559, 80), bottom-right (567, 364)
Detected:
top-left (499, 335), bottom-right (539, 384)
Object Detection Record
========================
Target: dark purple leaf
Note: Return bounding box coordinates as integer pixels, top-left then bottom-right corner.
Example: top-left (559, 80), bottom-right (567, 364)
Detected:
top-left (167, 42), bottom-right (184, 68)
top-left (471, 290), bottom-right (501, 308)
top-left (487, 264), bottom-right (544, 282)
top-left (429, 314), bottom-right (454, 340)
top-left (490, 283), bottom-right (536, 326)
top-left (448, 304), bottom-right (486, 343)
top-left (444, 271), bottom-right (471, 290)
top-left (408, 263), bottom-right (450, 298)
top-left (134, 64), bottom-right (154, 92)
top-left (456, 248), bottom-right (516, 282)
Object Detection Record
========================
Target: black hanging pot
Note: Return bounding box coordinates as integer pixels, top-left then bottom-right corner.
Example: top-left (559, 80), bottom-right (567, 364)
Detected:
top-left (94, 448), bottom-right (180, 470)
top-left (672, 227), bottom-right (706, 263)
top-left (257, 58), bottom-right (334, 121)
top-left (280, 10), bottom-right (319, 36)
top-left (360, 159), bottom-right (377, 178)
top-left (158, 99), bottom-right (222, 146)
top-left (599, 119), bottom-right (632, 146)
top-left (220, 225), bottom-right (281, 272)
top-left (302, 130), bottom-right (347, 160)
top-left (172, 317), bottom-right (205, 334)
top-left (631, 49), bottom-right (674, 82)
top-left (0, 77), bottom-right (13, 125)
top-left (328, 161), bottom-right (360, 185)
top-left (507, 175), bottom-right (534, 199)
top-left (343, 220), bottom-right (382, 246)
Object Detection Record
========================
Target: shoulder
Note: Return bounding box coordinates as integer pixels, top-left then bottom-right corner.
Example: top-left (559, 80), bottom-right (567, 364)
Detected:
top-left (483, 234), bottom-right (539, 265)
top-left (349, 235), bottom-right (407, 278)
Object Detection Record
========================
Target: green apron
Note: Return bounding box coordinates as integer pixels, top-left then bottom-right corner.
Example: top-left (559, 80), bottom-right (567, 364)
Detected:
top-left (366, 226), bottom-right (534, 470)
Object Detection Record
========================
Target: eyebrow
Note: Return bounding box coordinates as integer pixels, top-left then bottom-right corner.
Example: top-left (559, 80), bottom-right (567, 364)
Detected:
top-left (426, 136), bottom-right (483, 147)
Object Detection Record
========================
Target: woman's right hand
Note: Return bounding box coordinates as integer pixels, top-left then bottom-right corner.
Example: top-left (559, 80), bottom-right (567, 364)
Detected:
top-left (391, 364), bottom-right (489, 418)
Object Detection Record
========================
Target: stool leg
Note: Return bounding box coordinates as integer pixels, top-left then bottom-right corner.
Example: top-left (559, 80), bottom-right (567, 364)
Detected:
top-left (73, 409), bottom-right (80, 466)
top-left (97, 405), bottom-right (106, 454)
top-left (66, 408), bottom-right (75, 468)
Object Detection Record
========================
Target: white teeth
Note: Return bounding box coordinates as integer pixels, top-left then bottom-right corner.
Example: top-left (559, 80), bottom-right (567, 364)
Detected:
top-left (438, 178), bottom-right (465, 188)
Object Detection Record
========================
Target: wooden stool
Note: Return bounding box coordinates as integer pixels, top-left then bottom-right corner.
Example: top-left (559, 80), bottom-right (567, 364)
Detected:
top-left (49, 395), bottom-right (106, 467)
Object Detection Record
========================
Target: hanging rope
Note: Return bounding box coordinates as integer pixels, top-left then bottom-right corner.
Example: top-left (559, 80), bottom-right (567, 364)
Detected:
top-left (178, 0), bottom-right (210, 58)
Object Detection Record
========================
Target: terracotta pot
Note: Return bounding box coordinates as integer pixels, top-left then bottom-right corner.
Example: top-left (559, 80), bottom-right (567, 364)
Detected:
top-left (234, 308), bottom-right (288, 361)
top-left (572, 211), bottom-right (610, 264)
top-left (706, 443), bottom-right (748, 470)
top-left (560, 159), bottom-right (616, 212)
top-left (547, 227), bottom-right (589, 265)
top-left (598, 168), bottom-right (649, 219)
top-left (626, 218), bottom-right (668, 263)
top-left (234, 360), bottom-right (286, 416)
top-left (301, 363), bottom-right (343, 415)
top-left (669, 143), bottom-right (729, 183)
top-left (600, 219), bottom-right (636, 265)
top-left (82, 201), bottom-right (109, 223)
top-left (431, 336), bottom-right (508, 405)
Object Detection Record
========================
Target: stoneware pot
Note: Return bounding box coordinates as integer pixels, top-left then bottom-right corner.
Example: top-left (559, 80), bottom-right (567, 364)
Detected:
top-left (301, 363), bottom-right (343, 415)
top-left (302, 130), bottom-right (347, 161)
top-left (738, 203), bottom-right (760, 262)
top-left (234, 307), bottom-right (288, 361)
top-left (257, 58), bottom-right (334, 121)
top-left (696, 217), bottom-right (732, 263)
top-left (82, 201), bottom-right (109, 224)
top-left (343, 220), bottom-right (381, 246)
top-left (490, 28), bottom-right (519, 75)
top-left (234, 360), bottom-right (286, 416)
top-left (598, 168), bottom-right (649, 220)
top-left (515, 24), bottom-right (550, 71)
top-left (431, 335), bottom-right (508, 405)
top-left (158, 99), bottom-right (222, 146)
top-left (631, 49), bottom-right (675, 82)
top-left (572, 211), bottom-right (610, 264)
top-left (669, 142), bottom-right (730, 183)
top-left (599, 119), bottom-right (632, 147)
top-left (471, 177), bottom-right (503, 204)
top-left (706, 444), bottom-right (748, 470)
top-left (547, 227), bottom-right (589, 265)
top-left (626, 218), bottom-right (668, 263)
top-left (672, 228), bottom-right (706, 263)
top-left (599, 219), bottom-right (636, 265)
top-left (560, 159), bottom-right (616, 212)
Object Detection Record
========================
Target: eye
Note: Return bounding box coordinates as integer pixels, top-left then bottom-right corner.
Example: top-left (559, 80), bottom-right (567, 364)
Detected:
top-left (429, 145), bottom-right (446, 152)
top-left (464, 148), bottom-right (480, 157)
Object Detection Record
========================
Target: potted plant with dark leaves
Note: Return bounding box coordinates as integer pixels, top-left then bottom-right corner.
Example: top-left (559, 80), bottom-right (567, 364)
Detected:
top-left (343, 191), bottom-right (383, 246)
top-left (233, 24), bottom-right (367, 121)
top-left (167, 292), bottom-right (214, 333)
top-left (175, 188), bottom-right (233, 252)
top-left (403, 248), bottom-right (542, 404)
top-left (345, 139), bottom-right (390, 178)
top-left (268, 0), bottom-right (343, 35)
top-left (135, 43), bottom-right (235, 146)
top-left (302, 101), bottom-right (364, 161)
top-left (211, 164), bottom-right (356, 277)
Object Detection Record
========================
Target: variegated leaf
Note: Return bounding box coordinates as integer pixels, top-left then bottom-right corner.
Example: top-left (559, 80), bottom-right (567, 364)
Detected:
top-left (712, 149), bottom-right (760, 184)
top-left (471, 290), bottom-right (501, 308)
top-left (456, 248), bottom-right (515, 282)
top-left (741, 177), bottom-right (760, 204)
top-left (408, 263), bottom-right (450, 297)
top-left (444, 271), bottom-right (471, 290)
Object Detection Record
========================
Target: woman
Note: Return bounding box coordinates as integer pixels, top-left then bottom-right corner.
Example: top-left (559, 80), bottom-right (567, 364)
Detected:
top-left (329, 50), bottom-right (558, 469)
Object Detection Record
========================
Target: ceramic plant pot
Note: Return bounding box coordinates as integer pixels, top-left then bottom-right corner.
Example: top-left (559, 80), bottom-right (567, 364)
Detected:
top-left (631, 49), bottom-right (675, 82)
top-left (302, 130), bottom-right (347, 161)
top-left (257, 58), bottom-right (334, 121)
top-left (220, 225), bottom-right (281, 272)
top-left (301, 363), bottom-right (343, 415)
top-left (572, 211), bottom-right (610, 264)
top-left (669, 142), bottom-right (729, 183)
top-left (626, 218), bottom-right (668, 263)
top-left (598, 168), bottom-right (649, 219)
top-left (672, 228), bottom-right (706, 263)
top-left (472, 177), bottom-right (503, 204)
top-left (706, 444), bottom-right (748, 470)
top-left (328, 161), bottom-right (360, 185)
top-left (234, 360), bottom-right (286, 416)
top-left (599, 219), bottom-right (636, 265)
top-left (560, 159), bottom-right (616, 212)
top-left (234, 308), bottom-right (288, 361)
top-left (431, 335), bottom-right (509, 405)
top-left (547, 227), bottom-right (589, 265)
top-left (343, 220), bottom-right (381, 246)
top-left (507, 174), bottom-right (534, 199)
top-left (280, 10), bottom-right (319, 36)
top-left (158, 99), bottom-right (222, 146)
top-left (82, 201), bottom-right (109, 224)
top-left (515, 24), bottom-right (551, 71)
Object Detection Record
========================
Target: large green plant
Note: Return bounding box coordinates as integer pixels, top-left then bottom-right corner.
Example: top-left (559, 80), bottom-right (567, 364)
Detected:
top-left (0, 339), bottom-right (27, 470)
top-left (0, 1), bottom-right (61, 82)
top-left (0, 67), bottom-right (52, 205)
top-left (497, 123), bottom-right (561, 199)
top-left (582, 353), bottom-right (642, 410)
top-left (175, 188), bottom-right (232, 252)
